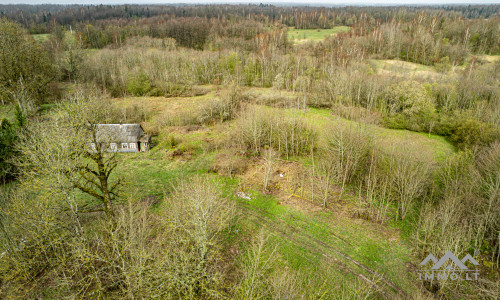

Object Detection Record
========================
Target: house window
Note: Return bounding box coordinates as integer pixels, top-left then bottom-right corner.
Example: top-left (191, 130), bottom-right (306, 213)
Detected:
top-left (129, 143), bottom-right (136, 149)
top-left (110, 143), bottom-right (117, 151)
top-left (90, 143), bottom-right (96, 150)
top-left (122, 143), bottom-right (128, 149)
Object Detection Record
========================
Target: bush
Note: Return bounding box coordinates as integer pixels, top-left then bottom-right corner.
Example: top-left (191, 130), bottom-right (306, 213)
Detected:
top-left (233, 105), bottom-right (317, 157)
top-left (124, 36), bottom-right (176, 50)
top-left (331, 103), bottom-right (382, 125)
top-left (126, 72), bottom-right (152, 96)
top-left (150, 82), bottom-right (193, 97)
top-left (382, 80), bottom-right (437, 132)
top-left (414, 145), bottom-right (500, 297)
top-left (319, 124), bottom-right (373, 187)
top-left (0, 18), bottom-right (54, 110)
top-left (199, 85), bottom-right (241, 123)
top-left (381, 149), bottom-right (432, 220)
top-left (0, 175), bottom-right (235, 298)
top-left (315, 124), bottom-right (373, 207)
top-left (450, 118), bottom-right (498, 149)
top-left (0, 118), bottom-right (17, 182)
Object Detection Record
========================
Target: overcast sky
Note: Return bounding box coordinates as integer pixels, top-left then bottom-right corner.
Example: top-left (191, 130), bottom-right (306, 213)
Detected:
top-left (0, 0), bottom-right (499, 5)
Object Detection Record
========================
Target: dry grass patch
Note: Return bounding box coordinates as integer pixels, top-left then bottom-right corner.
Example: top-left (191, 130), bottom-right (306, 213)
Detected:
top-left (368, 59), bottom-right (452, 81)
top-left (237, 158), bottom-right (357, 215)
top-left (211, 148), bottom-right (249, 176)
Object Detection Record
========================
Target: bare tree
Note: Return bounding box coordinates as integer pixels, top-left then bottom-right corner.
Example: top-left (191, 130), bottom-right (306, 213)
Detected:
top-left (16, 92), bottom-right (123, 226)
top-left (384, 148), bottom-right (431, 220)
top-left (263, 147), bottom-right (278, 192)
top-left (163, 175), bottom-right (235, 297)
top-left (322, 125), bottom-right (372, 202)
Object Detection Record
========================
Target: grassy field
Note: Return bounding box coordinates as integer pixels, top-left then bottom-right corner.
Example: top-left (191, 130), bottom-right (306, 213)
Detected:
top-left (273, 105), bottom-right (455, 163)
top-left (368, 56), bottom-right (499, 80)
top-left (112, 86), bottom-right (455, 164)
top-left (367, 59), bottom-right (447, 81)
top-left (288, 26), bottom-right (350, 44)
top-left (111, 133), bottom-right (418, 298)
top-left (308, 108), bottom-right (456, 162)
top-left (31, 32), bottom-right (77, 44)
top-left (31, 33), bottom-right (50, 42)
top-left (1, 85), bottom-right (455, 297)
top-left (100, 86), bottom-right (457, 296)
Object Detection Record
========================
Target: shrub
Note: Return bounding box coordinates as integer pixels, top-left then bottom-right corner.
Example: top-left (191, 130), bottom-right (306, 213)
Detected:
top-left (450, 118), bottom-right (498, 149)
top-left (319, 125), bottom-right (373, 186)
top-left (0, 19), bottom-right (54, 110)
top-left (0, 175), bottom-right (235, 298)
top-left (414, 145), bottom-right (500, 297)
top-left (156, 106), bottom-right (201, 127)
top-left (331, 103), bottom-right (382, 125)
top-left (198, 85), bottom-right (241, 123)
top-left (211, 149), bottom-right (248, 176)
top-left (0, 118), bottom-right (17, 182)
top-left (382, 149), bottom-right (432, 220)
top-left (382, 80), bottom-right (437, 132)
top-left (434, 56), bottom-right (451, 73)
top-left (151, 82), bottom-right (193, 97)
top-left (124, 36), bottom-right (176, 50)
top-left (316, 124), bottom-right (374, 206)
top-left (158, 175), bottom-right (235, 298)
top-left (244, 89), bottom-right (298, 108)
top-left (126, 72), bottom-right (151, 96)
top-left (233, 105), bottom-right (317, 158)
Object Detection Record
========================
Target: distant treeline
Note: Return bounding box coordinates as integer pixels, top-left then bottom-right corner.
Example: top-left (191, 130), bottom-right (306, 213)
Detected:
top-left (0, 4), bottom-right (499, 34)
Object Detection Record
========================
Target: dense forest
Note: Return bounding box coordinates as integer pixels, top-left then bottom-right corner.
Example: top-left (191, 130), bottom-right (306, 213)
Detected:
top-left (0, 4), bottom-right (499, 299)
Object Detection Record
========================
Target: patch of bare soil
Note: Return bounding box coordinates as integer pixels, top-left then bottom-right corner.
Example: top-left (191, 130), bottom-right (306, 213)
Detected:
top-left (211, 150), bottom-right (249, 176)
top-left (280, 195), bottom-right (323, 214)
top-left (236, 157), bottom-right (403, 245)
top-left (164, 148), bottom-right (193, 161)
top-left (238, 159), bottom-right (351, 214)
top-left (168, 125), bottom-right (206, 134)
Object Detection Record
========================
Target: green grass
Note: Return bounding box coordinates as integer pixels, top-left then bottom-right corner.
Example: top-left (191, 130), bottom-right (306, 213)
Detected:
top-left (368, 59), bottom-right (433, 72)
top-left (113, 148), bottom-right (418, 296)
top-left (0, 104), bottom-right (16, 122)
top-left (89, 117), bottom-right (419, 296)
top-left (285, 107), bottom-right (455, 163)
top-left (288, 26), bottom-right (350, 44)
top-left (367, 59), bottom-right (456, 81)
top-left (234, 189), bottom-right (417, 296)
top-left (31, 34), bottom-right (50, 42)
top-left (48, 88), bottom-right (451, 297)
top-left (114, 149), bottom-right (215, 199)
top-left (32, 31), bottom-right (77, 44)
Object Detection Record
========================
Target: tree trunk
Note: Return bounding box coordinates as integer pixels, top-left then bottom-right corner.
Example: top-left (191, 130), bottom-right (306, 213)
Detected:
top-left (96, 152), bottom-right (116, 227)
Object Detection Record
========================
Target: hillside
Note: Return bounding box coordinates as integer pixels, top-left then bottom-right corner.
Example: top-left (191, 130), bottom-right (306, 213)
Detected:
top-left (1, 4), bottom-right (499, 299)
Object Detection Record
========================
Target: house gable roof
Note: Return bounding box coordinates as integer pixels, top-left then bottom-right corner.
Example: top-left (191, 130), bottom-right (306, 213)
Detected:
top-left (93, 124), bottom-right (144, 143)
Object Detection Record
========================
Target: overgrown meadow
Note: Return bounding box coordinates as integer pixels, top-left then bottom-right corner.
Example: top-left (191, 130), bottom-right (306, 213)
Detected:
top-left (0, 4), bottom-right (499, 299)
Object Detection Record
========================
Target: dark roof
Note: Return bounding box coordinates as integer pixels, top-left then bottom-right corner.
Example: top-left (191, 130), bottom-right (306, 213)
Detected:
top-left (93, 124), bottom-right (144, 143)
top-left (139, 133), bottom-right (151, 143)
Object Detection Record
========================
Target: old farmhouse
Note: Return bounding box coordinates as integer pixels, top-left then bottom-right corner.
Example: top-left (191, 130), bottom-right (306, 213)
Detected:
top-left (89, 124), bottom-right (151, 152)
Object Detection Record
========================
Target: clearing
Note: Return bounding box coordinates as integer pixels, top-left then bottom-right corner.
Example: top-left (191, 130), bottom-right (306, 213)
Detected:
top-left (367, 59), bottom-right (447, 81)
top-left (31, 33), bottom-right (50, 42)
top-left (288, 26), bottom-right (350, 44)
top-left (104, 86), bottom-right (455, 297)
